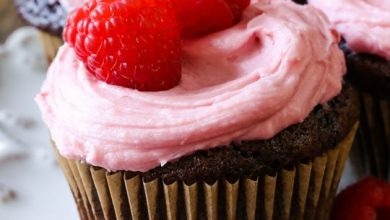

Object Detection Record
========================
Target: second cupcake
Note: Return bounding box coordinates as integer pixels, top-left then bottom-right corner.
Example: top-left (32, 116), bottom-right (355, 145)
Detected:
top-left (309, 0), bottom-right (390, 180)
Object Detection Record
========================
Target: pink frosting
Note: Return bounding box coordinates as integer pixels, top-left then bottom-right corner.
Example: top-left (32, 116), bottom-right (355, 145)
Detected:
top-left (309, 0), bottom-right (390, 61)
top-left (59, 0), bottom-right (88, 11)
top-left (36, 0), bottom-right (345, 172)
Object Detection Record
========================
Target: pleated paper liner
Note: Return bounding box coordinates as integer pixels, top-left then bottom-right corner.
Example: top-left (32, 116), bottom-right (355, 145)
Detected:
top-left (53, 123), bottom-right (358, 220)
top-left (350, 92), bottom-right (390, 179)
top-left (37, 31), bottom-right (63, 64)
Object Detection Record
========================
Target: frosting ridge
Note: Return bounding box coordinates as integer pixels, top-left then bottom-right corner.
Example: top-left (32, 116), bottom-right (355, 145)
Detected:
top-left (36, 0), bottom-right (345, 172)
top-left (309, 0), bottom-right (390, 61)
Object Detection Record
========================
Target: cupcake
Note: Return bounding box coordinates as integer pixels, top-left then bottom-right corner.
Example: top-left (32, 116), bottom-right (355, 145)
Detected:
top-left (307, 0), bottom-right (390, 180)
top-left (14, 0), bottom-right (86, 63)
top-left (36, 0), bottom-right (359, 219)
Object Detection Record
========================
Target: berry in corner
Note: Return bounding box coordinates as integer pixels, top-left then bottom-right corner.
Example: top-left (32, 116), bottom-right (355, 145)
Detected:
top-left (331, 177), bottom-right (390, 220)
top-left (173, 0), bottom-right (250, 38)
top-left (63, 0), bottom-right (182, 91)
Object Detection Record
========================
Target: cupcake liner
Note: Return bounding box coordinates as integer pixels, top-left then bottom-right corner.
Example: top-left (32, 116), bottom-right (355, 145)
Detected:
top-left (350, 92), bottom-right (390, 179)
top-left (53, 123), bottom-right (358, 220)
top-left (37, 31), bottom-right (63, 64)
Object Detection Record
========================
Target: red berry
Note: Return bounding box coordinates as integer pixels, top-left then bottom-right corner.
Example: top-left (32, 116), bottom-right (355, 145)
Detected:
top-left (380, 191), bottom-right (390, 207)
top-left (331, 177), bottom-right (390, 220)
top-left (378, 185), bottom-right (390, 220)
top-left (377, 207), bottom-right (390, 220)
top-left (63, 0), bottom-right (181, 91)
top-left (332, 205), bottom-right (376, 220)
top-left (173, 0), bottom-right (250, 38)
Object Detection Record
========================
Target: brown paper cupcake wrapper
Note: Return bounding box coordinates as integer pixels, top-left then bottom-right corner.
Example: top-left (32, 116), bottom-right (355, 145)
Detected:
top-left (53, 123), bottom-right (358, 220)
top-left (37, 31), bottom-right (63, 64)
top-left (350, 92), bottom-right (390, 179)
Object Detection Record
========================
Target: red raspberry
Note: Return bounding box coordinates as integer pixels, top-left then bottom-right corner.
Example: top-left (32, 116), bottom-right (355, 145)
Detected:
top-left (63, 0), bottom-right (181, 91)
top-left (173, 0), bottom-right (250, 38)
top-left (378, 208), bottom-right (390, 220)
top-left (378, 182), bottom-right (390, 220)
top-left (332, 205), bottom-right (376, 220)
top-left (331, 177), bottom-right (390, 220)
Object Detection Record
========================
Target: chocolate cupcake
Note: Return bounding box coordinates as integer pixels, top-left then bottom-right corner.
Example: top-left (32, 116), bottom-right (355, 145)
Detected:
top-left (309, 0), bottom-right (390, 180)
top-left (36, 0), bottom-right (359, 219)
top-left (14, 0), bottom-right (85, 62)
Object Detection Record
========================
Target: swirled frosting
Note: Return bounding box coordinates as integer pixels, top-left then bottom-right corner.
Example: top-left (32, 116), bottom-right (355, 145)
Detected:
top-left (309, 0), bottom-right (390, 61)
top-left (59, 0), bottom-right (87, 11)
top-left (36, 0), bottom-right (345, 172)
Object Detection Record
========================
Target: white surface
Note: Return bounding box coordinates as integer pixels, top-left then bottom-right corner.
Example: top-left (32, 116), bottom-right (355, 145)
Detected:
top-left (0, 28), bottom-right (78, 220)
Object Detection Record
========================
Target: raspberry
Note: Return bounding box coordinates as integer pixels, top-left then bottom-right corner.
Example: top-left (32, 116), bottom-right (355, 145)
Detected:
top-left (378, 208), bottom-right (390, 220)
top-left (63, 0), bottom-right (181, 91)
top-left (333, 205), bottom-right (376, 220)
top-left (331, 177), bottom-right (390, 220)
top-left (173, 0), bottom-right (250, 37)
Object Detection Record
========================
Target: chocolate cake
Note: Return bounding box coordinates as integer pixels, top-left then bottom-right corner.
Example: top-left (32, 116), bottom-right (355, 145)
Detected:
top-left (71, 83), bottom-right (358, 220)
top-left (342, 45), bottom-right (390, 100)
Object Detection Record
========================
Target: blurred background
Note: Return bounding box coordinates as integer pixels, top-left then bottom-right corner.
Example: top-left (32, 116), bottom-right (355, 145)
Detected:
top-left (0, 1), bottom-right (78, 219)
top-left (0, 0), bottom-right (24, 42)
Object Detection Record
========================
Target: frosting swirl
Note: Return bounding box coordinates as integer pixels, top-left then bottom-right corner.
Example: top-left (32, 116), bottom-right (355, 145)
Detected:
top-left (36, 0), bottom-right (345, 172)
top-left (309, 0), bottom-right (390, 61)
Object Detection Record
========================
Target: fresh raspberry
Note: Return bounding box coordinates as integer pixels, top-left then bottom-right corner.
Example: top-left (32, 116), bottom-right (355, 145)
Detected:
top-left (378, 183), bottom-right (390, 220)
top-left (63, 0), bottom-right (181, 91)
top-left (331, 177), bottom-right (390, 220)
top-left (173, 0), bottom-right (250, 38)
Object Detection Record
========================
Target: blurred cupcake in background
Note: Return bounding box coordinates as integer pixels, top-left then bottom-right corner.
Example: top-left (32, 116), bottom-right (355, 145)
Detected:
top-left (308, 0), bottom-right (390, 180)
top-left (14, 0), bottom-right (86, 63)
top-left (36, 0), bottom-right (360, 219)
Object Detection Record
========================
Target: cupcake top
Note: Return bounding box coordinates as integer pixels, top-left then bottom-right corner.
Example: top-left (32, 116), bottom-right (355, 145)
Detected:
top-left (36, 0), bottom-right (345, 172)
top-left (309, 0), bottom-right (390, 61)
